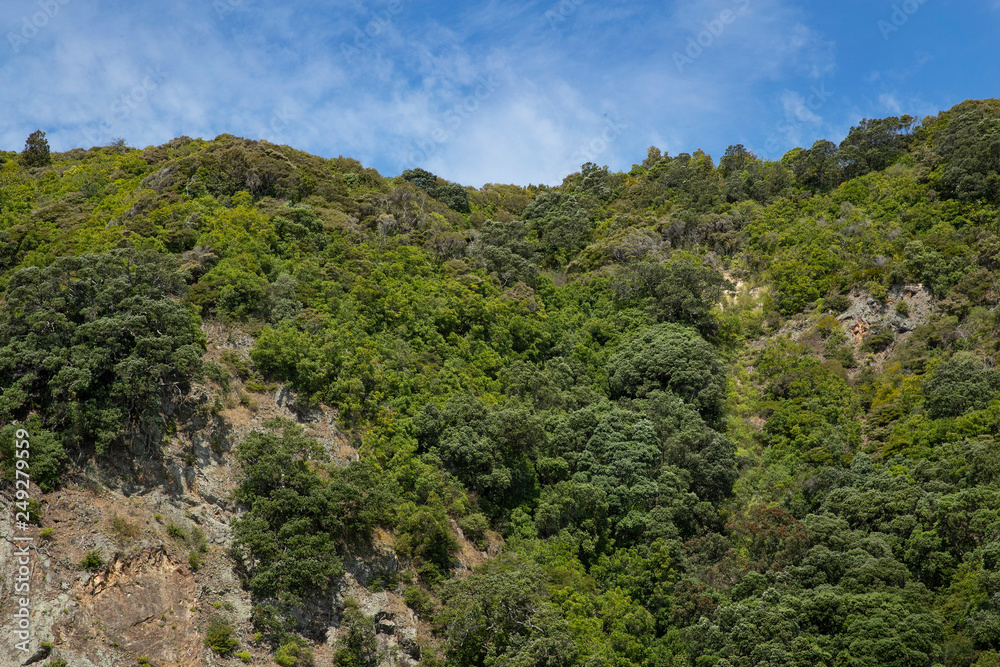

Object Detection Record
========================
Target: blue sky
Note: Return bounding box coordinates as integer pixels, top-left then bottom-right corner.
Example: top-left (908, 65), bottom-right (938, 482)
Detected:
top-left (1, 0), bottom-right (998, 186)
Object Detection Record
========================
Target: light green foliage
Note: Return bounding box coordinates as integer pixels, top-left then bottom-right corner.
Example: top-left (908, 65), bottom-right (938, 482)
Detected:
top-left (768, 244), bottom-right (843, 315)
top-left (276, 635), bottom-right (315, 667)
top-left (756, 337), bottom-right (861, 465)
top-left (190, 254), bottom-right (271, 319)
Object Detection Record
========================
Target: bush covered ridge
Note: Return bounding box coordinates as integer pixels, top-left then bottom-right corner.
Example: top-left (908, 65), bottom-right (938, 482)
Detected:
top-left (1, 98), bottom-right (999, 665)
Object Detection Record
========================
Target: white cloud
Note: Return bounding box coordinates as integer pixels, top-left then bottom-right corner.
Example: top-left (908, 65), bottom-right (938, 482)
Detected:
top-left (0, 0), bottom-right (843, 184)
top-left (879, 93), bottom-right (903, 115)
top-left (781, 91), bottom-right (823, 125)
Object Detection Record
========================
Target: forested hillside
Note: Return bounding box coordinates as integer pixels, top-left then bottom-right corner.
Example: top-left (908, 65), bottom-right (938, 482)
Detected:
top-left (2, 99), bottom-right (1000, 666)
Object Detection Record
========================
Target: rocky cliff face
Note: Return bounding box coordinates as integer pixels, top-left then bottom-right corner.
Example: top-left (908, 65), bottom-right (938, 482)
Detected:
top-left (0, 321), bottom-right (451, 667)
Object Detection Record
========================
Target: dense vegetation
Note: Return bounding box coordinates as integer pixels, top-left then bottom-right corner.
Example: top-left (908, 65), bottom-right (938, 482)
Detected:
top-left (2, 99), bottom-right (1000, 666)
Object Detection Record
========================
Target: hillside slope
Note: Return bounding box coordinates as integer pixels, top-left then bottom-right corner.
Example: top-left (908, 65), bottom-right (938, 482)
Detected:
top-left (2, 100), bottom-right (1000, 666)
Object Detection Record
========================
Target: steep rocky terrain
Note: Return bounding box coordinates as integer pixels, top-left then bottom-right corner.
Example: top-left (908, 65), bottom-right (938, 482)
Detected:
top-left (2, 322), bottom-right (494, 667)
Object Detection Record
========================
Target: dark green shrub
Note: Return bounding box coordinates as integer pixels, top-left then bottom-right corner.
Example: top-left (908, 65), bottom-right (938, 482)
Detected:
top-left (166, 523), bottom-right (186, 541)
top-left (20, 130), bottom-right (51, 167)
top-left (924, 352), bottom-right (1000, 419)
top-left (332, 602), bottom-right (376, 667)
top-left (824, 294), bottom-right (852, 313)
top-left (612, 252), bottom-right (732, 338)
top-left (471, 220), bottom-right (538, 287)
top-left (202, 361), bottom-right (231, 393)
top-left (607, 323), bottom-right (727, 426)
top-left (403, 585), bottom-right (435, 617)
top-left (401, 167), bottom-right (470, 213)
top-left (231, 427), bottom-right (396, 603)
top-left (367, 570), bottom-right (399, 592)
top-left (110, 514), bottom-right (140, 542)
top-left (522, 191), bottom-right (591, 266)
top-left (861, 325), bottom-right (895, 353)
top-left (188, 552), bottom-right (203, 571)
top-left (393, 504), bottom-right (459, 584)
top-left (79, 550), bottom-right (104, 572)
top-left (458, 513), bottom-right (490, 551)
top-left (204, 615), bottom-right (239, 656)
top-left (0, 250), bottom-right (204, 453)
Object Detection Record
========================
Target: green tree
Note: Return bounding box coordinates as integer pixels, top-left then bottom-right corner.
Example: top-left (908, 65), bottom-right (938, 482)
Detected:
top-left (574, 409), bottom-right (660, 541)
top-left (837, 115), bottom-right (917, 179)
top-left (719, 144), bottom-right (792, 203)
top-left (612, 252), bottom-right (732, 338)
top-left (0, 250), bottom-right (204, 452)
top-left (20, 130), bottom-right (51, 168)
top-left (204, 615), bottom-right (239, 656)
top-left (332, 602), bottom-right (377, 667)
top-left (607, 323), bottom-right (727, 426)
top-left (415, 395), bottom-right (539, 516)
top-left (625, 390), bottom-right (737, 502)
top-left (232, 426), bottom-right (396, 604)
top-left (437, 555), bottom-right (565, 667)
top-left (923, 352), bottom-right (1000, 419)
top-left (522, 191), bottom-right (591, 266)
top-left (401, 167), bottom-right (470, 213)
top-left (786, 139), bottom-right (841, 191)
top-left (471, 219), bottom-right (538, 287)
top-left (933, 99), bottom-right (1000, 203)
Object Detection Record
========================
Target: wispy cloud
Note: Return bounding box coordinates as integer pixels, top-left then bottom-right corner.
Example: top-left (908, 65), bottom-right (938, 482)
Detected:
top-left (0, 0), bottom-right (992, 184)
